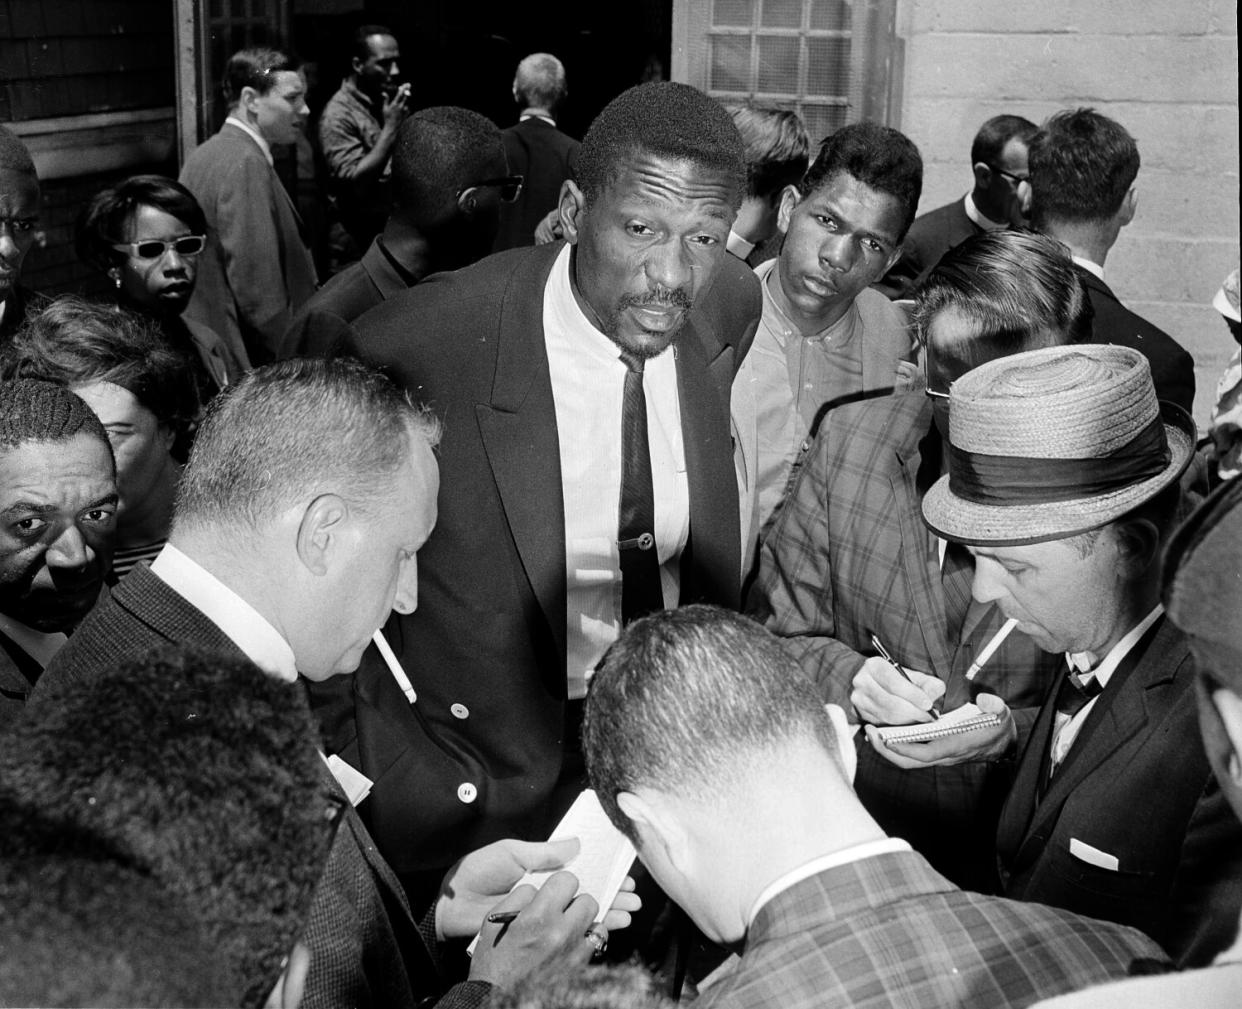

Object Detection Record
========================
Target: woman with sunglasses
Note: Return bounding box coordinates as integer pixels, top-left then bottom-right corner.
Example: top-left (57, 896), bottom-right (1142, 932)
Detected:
top-left (76, 175), bottom-right (245, 406)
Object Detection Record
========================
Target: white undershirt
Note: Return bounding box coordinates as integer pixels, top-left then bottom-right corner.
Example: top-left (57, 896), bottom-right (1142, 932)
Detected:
top-left (963, 193), bottom-right (1007, 231)
top-left (746, 838), bottom-right (912, 927)
top-left (224, 114), bottom-right (273, 166)
top-left (150, 544), bottom-right (297, 682)
top-left (1051, 604), bottom-right (1164, 770)
top-left (543, 244), bottom-right (689, 699)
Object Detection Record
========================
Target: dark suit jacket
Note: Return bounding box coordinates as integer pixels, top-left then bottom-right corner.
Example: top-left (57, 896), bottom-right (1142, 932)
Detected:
top-left (0, 285), bottom-right (44, 344)
top-left (997, 618), bottom-right (1242, 967)
top-left (181, 122), bottom-right (319, 367)
top-left (332, 243), bottom-right (760, 888)
top-left (876, 197), bottom-right (980, 300)
top-left (34, 564), bottom-right (488, 1009)
top-left (0, 631), bottom-right (41, 730)
top-left (748, 393), bottom-right (1061, 891)
top-left (697, 850), bottom-right (1163, 1009)
top-left (1075, 266), bottom-right (1196, 414)
top-left (492, 118), bottom-right (578, 252)
top-left (280, 237), bottom-right (413, 359)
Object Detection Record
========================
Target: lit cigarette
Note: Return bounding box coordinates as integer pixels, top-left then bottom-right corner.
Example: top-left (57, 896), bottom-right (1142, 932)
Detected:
top-left (965, 617), bottom-right (1019, 681)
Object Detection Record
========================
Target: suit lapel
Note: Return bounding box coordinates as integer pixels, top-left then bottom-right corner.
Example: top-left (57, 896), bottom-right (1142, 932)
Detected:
top-left (474, 246), bottom-right (568, 665)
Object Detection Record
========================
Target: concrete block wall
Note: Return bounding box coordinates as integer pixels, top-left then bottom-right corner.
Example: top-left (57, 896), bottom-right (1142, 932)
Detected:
top-left (896, 0), bottom-right (1239, 427)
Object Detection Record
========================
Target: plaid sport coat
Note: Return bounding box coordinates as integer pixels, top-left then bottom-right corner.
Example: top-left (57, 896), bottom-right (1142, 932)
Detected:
top-left (747, 393), bottom-right (1062, 891)
top-left (695, 850), bottom-right (1164, 1009)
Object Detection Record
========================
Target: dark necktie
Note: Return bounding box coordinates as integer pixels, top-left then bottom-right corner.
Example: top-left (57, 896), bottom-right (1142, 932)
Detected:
top-left (941, 540), bottom-right (975, 642)
top-left (1039, 669), bottom-right (1104, 796)
top-left (618, 350), bottom-right (664, 624)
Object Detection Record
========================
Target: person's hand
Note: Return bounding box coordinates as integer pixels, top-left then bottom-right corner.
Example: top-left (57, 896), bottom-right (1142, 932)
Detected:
top-left (850, 657), bottom-right (945, 725)
top-left (263, 941), bottom-right (310, 1009)
top-left (864, 692), bottom-right (1017, 768)
top-left (381, 83), bottom-right (412, 130)
top-left (534, 208), bottom-right (563, 245)
top-left (894, 358), bottom-right (923, 392)
top-left (467, 871), bottom-right (602, 987)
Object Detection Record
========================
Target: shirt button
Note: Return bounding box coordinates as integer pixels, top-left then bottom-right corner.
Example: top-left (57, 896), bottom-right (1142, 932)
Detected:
top-left (637, 532), bottom-right (655, 551)
top-left (457, 782), bottom-right (477, 804)
top-left (450, 702), bottom-right (469, 719)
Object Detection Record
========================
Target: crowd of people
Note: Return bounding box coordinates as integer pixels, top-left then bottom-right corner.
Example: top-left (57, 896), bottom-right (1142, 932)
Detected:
top-left (1, 25), bottom-right (1241, 1009)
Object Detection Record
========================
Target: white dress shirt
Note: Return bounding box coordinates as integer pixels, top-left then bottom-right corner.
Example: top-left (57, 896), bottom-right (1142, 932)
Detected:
top-left (1050, 604), bottom-right (1164, 771)
top-left (726, 230), bottom-right (756, 260)
top-left (543, 244), bottom-right (689, 699)
top-left (224, 114), bottom-right (273, 166)
top-left (1070, 253), bottom-right (1106, 282)
top-left (150, 544), bottom-right (297, 682)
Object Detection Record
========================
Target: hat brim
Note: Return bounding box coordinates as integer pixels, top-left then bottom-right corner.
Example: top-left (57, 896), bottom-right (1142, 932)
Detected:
top-left (922, 402), bottom-right (1197, 546)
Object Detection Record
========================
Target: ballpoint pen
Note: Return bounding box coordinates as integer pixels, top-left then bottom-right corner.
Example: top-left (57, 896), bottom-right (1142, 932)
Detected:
top-left (870, 632), bottom-right (939, 719)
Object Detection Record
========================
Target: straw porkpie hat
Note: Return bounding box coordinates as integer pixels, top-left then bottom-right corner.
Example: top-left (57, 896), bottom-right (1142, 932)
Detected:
top-left (922, 344), bottom-right (1196, 545)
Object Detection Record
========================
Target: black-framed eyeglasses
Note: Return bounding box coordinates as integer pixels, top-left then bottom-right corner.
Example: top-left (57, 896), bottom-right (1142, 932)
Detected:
top-left (990, 166), bottom-right (1029, 187)
top-left (458, 175), bottom-right (524, 203)
top-left (111, 235), bottom-right (207, 260)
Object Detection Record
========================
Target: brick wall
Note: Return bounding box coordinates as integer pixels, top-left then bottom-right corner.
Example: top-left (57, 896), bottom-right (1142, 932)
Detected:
top-left (897, 0), bottom-right (1240, 427)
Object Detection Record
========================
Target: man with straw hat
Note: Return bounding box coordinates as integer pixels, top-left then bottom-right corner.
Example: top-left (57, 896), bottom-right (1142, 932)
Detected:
top-left (874, 343), bottom-right (1242, 967)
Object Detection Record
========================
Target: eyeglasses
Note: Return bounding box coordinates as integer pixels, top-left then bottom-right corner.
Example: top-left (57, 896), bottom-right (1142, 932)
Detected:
top-left (458, 175), bottom-right (524, 203)
top-left (924, 385), bottom-right (952, 401)
top-left (111, 235), bottom-right (207, 260)
top-left (990, 166), bottom-right (1029, 187)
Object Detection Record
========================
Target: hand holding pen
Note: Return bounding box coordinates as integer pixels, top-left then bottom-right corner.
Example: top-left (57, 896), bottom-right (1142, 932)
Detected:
top-left (850, 634), bottom-right (946, 725)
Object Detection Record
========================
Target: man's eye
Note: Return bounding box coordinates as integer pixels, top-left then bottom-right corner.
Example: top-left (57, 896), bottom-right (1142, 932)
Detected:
top-left (13, 518), bottom-right (46, 535)
top-left (864, 239), bottom-right (884, 253)
top-left (83, 509), bottom-right (115, 524)
top-left (626, 223), bottom-right (654, 237)
top-left (815, 215), bottom-right (838, 230)
top-left (689, 234), bottom-right (719, 247)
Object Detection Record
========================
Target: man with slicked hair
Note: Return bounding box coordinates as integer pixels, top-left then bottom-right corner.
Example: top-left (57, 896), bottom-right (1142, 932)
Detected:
top-left (493, 53), bottom-right (579, 252)
top-left (0, 126), bottom-right (44, 342)
top-left (283, 106), bottom-right (511, 358)
top-left (878, 114), bottom-right (1037, 299)
top-left (335, 81), bottom-right (762, 906)
top-left (0, 379), bottom-right (116, 723)
top-left (180, 47), bottom-right (317, 367)
top-left (749, 230), bottom-right (1088, 893)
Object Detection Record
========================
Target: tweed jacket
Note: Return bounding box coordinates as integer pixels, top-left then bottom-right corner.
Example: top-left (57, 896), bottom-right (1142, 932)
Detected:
top-left (493, 117), bottom-right (579, 252)
top-left (330, 243), bottom-right (760, 895)
top-left (1074, 265), bottom-right (1196, 414)
top-left (33, 564), bottom-right (489, 1009)
top-left (997, 617), bottom-right (1242, 967)
top-left (876, 197), bottom-right (980, 300)
top-left (180, 122), bottom-right (319, 366)
top-left (747, 392), bottom-right (1062, 890)
top-left (696, 850), bottom-right (1164, 1009)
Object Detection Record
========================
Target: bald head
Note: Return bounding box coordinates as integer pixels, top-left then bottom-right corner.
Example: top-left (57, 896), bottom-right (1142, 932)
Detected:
top-left (0, 127), bottom-right (36, 177)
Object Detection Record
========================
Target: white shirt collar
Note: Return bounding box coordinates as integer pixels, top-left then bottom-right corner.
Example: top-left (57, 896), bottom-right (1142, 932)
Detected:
top-left (1066, 604), bottom-right (1164, 683)
top-left (150, 544), bottom-right (297, 682)
top-left (519, 109), bottom-right (557, 127)
top-left (224, 114), bottom-right (273, 166)
top-left (1070, 253), bottom-right (1106, 281)
top-left (0, 612), bottom-right (68, 670)
top-left (727, 230), bottom-right (756, 260)
top-left (963, 193), bottom-right (1007, 231)
top-left (746, 837), bottom-right (911, 927)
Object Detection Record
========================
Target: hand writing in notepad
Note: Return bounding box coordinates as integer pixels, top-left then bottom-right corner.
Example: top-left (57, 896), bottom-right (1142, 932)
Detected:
top-left (864, 692), bottom-right (1018, 768)
top-left (851, 656), bottom-right (946, 725)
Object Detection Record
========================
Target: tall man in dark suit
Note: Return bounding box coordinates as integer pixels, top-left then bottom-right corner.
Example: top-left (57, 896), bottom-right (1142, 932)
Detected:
top-left (336, 82), bottom-right (761, 905)
top-left (1029, 108), bottom-right (1195, 413)
top-left (877, 114), bottom-right (1036, 299)
top-left (181, 47), bottom-right (318, 368)
top-left (748, 230), bottom-right (1087, 892)
top-left (582, 606), bottom-right (1163, 1009)
top-left (877, 344), bottom-right (1242, 966)
top-left (282, 106), bottom-right (511, 358)
top-left (0, 379), bottom-right (116, 725)
top-left (32, 359), bottom-right (634, 1009)
top-left (492, 53), bottom-right (579, 252)
top-left (0, 126), bottom-right (44, 343)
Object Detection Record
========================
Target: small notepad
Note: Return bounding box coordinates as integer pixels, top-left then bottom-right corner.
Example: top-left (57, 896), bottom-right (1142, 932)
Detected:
top-left (874, 703), bottom-right (1002, 746)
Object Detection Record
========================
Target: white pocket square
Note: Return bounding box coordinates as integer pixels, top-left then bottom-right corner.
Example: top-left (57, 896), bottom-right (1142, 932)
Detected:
top-left (1069, 837), bottom-right (1120, 871)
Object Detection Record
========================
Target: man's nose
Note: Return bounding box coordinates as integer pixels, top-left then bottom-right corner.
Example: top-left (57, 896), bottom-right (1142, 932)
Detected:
top-left (971, 556), bottom-right (1005, 604)
top-left (45, 525), bottom-right (91, 571)
top-left (644, 238), bottom-right (692, 295)
top-left (820, 233), bottom-right (856, 273)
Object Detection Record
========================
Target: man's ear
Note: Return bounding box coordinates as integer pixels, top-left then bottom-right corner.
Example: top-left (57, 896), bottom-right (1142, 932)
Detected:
top-left (616, 790), bottom-right (690, 875)
top-left (776, 184), bottom-right (800, 236)
top-left (295, 493), bottom-right (349, 576)
top-left (971, 160), bottom-right (993, 190)
top-left (1113, 516), bottom-right (1162, 575)
top-left (1119, 186), bottom-right (1138, 227)
top-left (456, 187), bottom-right (479, 218)
top-left (239, 85), bottom-right (261, 118)
top-left (351, 56), bottom-right (365, 77)
top-left (558, 180), bottom-right (586, 246)
top-left (882, 242), bottom-right (904, 277)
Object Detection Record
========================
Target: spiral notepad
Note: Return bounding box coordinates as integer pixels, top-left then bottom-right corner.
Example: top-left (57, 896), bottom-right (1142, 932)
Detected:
top-left (874, 703), bottom-right (1002, 746)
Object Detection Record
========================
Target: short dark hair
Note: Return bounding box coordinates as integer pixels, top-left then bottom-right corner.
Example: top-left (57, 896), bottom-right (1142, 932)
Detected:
top-left (0, 376), bottom-right (108, 452)
top-left (727, 103), bottom-right (810, 201)
top-left (1028, 108), bottom-right (1140, 228)
top-left (353, 24), bottom-right (395, 63)
top-left (513, 53), bottom-right (568, 111)
top-left (391, 106), bottom-right (505, 223)
top-left (222, 47), bottom-right (301, 106)
top-left (970, 114), bottom-right (1038, 167)
top-left (575, 82), bottom-right (746, 210)
top-left (801, 122), bottom-right (923, 241)
top-left (0, 124), bottom-right (37, 177)
top-left (913, 230), bottom-right (1094, 369)
top-left (582, 606), bottom-right (837, 841)
top-left (175, 357), bottom-right (440, 536)
top-left (75, 174), bottom-right (206, 272)
top-left (2, 296), bottom-right (198, 438)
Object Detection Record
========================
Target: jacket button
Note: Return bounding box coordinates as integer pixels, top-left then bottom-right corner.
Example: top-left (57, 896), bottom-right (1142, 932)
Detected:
top-left (450, 702), bottom-right (469, 719)
top-left (457, 782), bottom-right (478, 804)
top-left (637, 532), bottom-right (654, 550)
